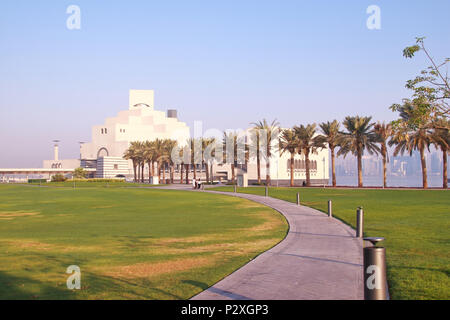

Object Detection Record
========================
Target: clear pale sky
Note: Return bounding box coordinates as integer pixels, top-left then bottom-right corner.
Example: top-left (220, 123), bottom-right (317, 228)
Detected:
top-left (1, 0), bottom-right (449, 167)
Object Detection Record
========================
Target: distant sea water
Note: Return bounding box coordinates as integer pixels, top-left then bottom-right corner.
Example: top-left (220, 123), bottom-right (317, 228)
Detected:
top-left (334, 175), bottom-right (447, 188)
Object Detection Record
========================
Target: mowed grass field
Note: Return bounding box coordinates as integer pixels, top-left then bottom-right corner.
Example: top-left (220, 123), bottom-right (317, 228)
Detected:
top-left (211, 186), bottom-right (450, 300)
top-left (27, 181), bottom-right (155, 188)
top-left (0, 184), bottom-right (288, 300)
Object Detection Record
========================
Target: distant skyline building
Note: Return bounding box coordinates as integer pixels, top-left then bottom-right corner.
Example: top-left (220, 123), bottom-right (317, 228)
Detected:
top-left (335, 151), bottom-right (447, 178)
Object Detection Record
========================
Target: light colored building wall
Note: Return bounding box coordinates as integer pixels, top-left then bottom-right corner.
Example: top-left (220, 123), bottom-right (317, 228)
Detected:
top-left (96, 157), bottom-right (129, 178)
top-left (42, 159), bottom-right (81, 169)
top-left (80, 90), bottom-right (190, 164)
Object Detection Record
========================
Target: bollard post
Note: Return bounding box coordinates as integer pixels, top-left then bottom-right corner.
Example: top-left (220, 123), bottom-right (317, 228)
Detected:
top-left (296, 193), bottom-right (300, 206)
top-left (265, 186), bottom-right (268, 197)
top-left (328, 200), bottom-right (332, 218)
top-left (234, 184), bottom-right (237, 193)
top-left (363, 237), bottom-right (388, 300)
top-left (356, 207), bottom-right (364, 238)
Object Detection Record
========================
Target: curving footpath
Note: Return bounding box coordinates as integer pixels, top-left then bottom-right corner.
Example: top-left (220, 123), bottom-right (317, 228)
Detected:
top-left (191, 190), bottom-right (364, 300)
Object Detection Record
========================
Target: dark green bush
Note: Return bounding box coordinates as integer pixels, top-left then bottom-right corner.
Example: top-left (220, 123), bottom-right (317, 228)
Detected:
top-left (28, 179), bottom-right (47, 184)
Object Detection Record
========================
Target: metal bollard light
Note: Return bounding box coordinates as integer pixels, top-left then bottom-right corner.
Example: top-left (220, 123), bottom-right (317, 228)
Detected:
top-left (265, 186), bottom-right (268, 197)
top-left (234, 184), bottom-right (237, 193)
top-left (356, 207), bottom-right (364, 238)
top-left (363, 237), bottom-right (388, 300)
top-left (328, 200), bottom-right (332, 218)
top-left (297, 193), bottom-right (300, 206)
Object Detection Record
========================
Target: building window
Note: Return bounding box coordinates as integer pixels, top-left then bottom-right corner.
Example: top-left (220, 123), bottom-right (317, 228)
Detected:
top-left (114, 164), bottom-right (118, 170)
top-left (101, 129), bottom-right (104, 134)
top-left (105, 128), bottom-right (107, 134)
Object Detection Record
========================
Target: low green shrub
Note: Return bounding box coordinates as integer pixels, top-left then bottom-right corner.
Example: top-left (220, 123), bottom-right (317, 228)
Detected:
top-left (51, 174), bottom-right (67, 182)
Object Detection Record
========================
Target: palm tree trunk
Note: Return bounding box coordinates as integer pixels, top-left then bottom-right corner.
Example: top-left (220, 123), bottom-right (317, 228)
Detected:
top-left (162, 163), bottom-right (166, 183)
top-left (357, 151), bottom-right (363, 188)
top-left (256, 135), bottom-right (261, 184)
top-left (170, 165), bottom-right (174, 184)
top-left (193, 164), bottom-right (197, 180)
top-left (137, 165), bottom-right (141, 183)
top-left (133, 161), bottom-right (137, 182)
top-left (420, 145), bottom-right (428, 189)
top-left (443, 149), bottom-right (448, 189)
top-left (231, 164), bottom-right (235, 183)
top-left (148, 162), bottom-right (153, 183)
top-left (382, 150), bottom-right (387, 188)
top-left (305, 153), bottom-right (311, 186)
top-left (185, 164), bottom-right (189, 184)
top-left (180, 163), bottom-right (184, 184)
top-left (210, 162), bottom-right (214, 184)
top-left (205, 162), bottom-right (210, 183)
top-left (290, 154), bottom-right (294, 187)
top-left (266, 153), bottom-right (270, 186)
top-left (331, 148), bottom-right (336, 187)
top-left (257, 159), bottom-right (261, 184)
top-left (141, 163), bottom-right (144, 183)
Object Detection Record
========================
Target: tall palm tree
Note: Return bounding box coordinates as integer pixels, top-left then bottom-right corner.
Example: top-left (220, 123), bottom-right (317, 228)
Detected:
top-left (163, 139), bottom-right (178, 184)
top-left (178, 146), bottom-right (185, 184)
top-left (390, 128), bottom-right (433, 189)
top-left (248, 128), bottom-right (261, 184)
top-left (251, 119), bottom-right (280, 186)
top-left (338, 116), bottom-right (379, 188)
top-left (389, 104), bottom-right (435, 189)
top-left (131, 141), bottom-right (145, 183)
top-left (279, 129), bottom-right (298, 187)
top-left (294, 124), bottom-right (326, 186)
top-left (183, 144), bottom-right (190, 184)
top-left (202, 138), bottom-right (216, 184)
top-left (144, 140), bottom-right (157, 183)
top-left (431, 119), bottom-right (449, 189)
top-left (223, 132), bottom-right (238, 183)
top-left (187, 138), bottom-right (199, 181)
top-left (317, 120), bottom-right (341, 187)
top-left (152, 139), bottom-right (166, 183)
top-left (123, 142), bottom-right (140, 182)
top-left (374, 122), bottom-right (392, 188)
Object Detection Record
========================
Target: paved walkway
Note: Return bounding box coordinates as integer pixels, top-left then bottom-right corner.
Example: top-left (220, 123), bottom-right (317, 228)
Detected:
top-left (156, 185), bottom-right (364, 300)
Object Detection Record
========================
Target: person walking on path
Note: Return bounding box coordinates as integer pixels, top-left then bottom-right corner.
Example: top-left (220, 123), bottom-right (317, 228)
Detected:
top-left (192, 178), bottom-right (197, 189)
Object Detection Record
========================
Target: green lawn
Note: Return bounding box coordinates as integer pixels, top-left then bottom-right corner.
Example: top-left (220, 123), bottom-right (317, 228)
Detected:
top-left (0, 184), bottom-right (287, 299)
top-left (210, 186), bottom-right (450, 300)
